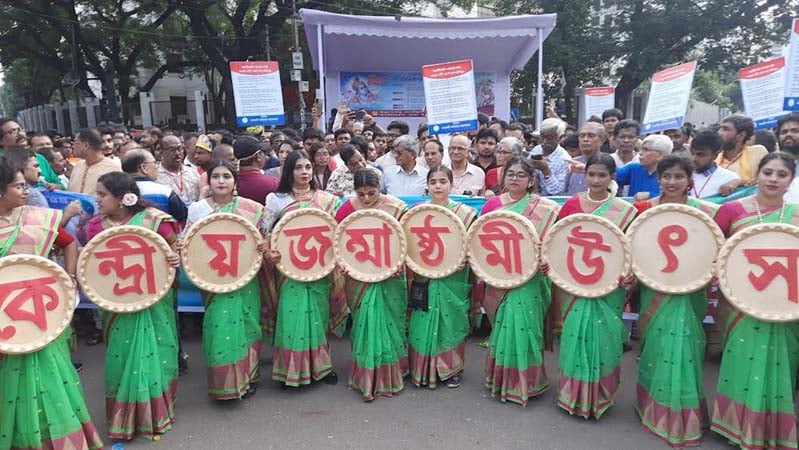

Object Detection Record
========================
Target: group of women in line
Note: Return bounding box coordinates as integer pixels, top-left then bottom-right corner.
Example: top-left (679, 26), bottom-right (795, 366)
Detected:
top-left (0, 148), bottom-right (797, 450)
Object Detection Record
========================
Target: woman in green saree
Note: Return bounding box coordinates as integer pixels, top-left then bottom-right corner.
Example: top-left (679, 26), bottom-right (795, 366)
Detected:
top-left (183, 160), bottom-right (266, 400)
top-left (555, 154), bottom-right (637, 419)
top-left (0, 156), bottom-right (103, 450)
top-left (710, 152), bottom-right (799, 450)
top-left (83, 172), bottom-right (181, 441)
top-left (480, 157), bottom-right (560, 406)
top-left (408, 165), bottom-right (478, 389)
top-left (334, 168), bottom-right (408, 401)
top-left (632, 155), bottom-right (719, 447)
top-left (263, 150), bottom-right (346, 387)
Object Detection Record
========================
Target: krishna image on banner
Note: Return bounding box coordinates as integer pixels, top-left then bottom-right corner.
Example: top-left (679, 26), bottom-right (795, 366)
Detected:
top-left (339, 71), bottom-right (495, 117)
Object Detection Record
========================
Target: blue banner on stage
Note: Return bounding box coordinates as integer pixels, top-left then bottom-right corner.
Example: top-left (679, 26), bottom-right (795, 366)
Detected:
top-left (41, 190), bottom-right (97, 237)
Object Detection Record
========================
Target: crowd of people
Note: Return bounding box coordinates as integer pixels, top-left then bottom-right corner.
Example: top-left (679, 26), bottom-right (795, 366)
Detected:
top-left (0, 107), bottom-right (798, 450)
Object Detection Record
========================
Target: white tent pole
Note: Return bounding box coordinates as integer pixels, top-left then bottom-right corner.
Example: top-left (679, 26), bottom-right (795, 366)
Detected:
top-left (535, 27), bottom-right (544, 130)
top-left (317, 25), bottom-right (326, 131)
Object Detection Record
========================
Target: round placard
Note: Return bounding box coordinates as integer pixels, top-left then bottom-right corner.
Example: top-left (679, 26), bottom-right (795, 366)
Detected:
top-left (334, 209), bottom-right (407, 283)
top-left (716, 223), bottom-right (799, 322)
top-left (400, 204), bottom-right (467, 279)
top-left (271, 208), bottom-right (338, 282)
top-left (181, 213), bottom-right (263, 293)
top-left (626, 203), bottom-right (725, 294)
top-left (541, 213), bottom-right (631, 298)
top-left (0, 255), bottom-right (75, 354)
top-left (78, 226), bottom-right (176, 313)
top-left (467, 210), bottom-right (539, 289)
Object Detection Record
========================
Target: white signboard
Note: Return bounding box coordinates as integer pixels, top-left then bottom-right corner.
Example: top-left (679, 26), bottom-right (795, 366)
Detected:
top-left (642, 61), bottom-right (697, 133)
top-left (422, 60), bottom-right (478, 134)
top-left (740, 57), bottom-right (788, 129)
top-left (582, 87), bottom-right (615, 122)
top-left (784, 18), bottom-right (799, 111)
top-left (229, 61), bottom-right (285, 126)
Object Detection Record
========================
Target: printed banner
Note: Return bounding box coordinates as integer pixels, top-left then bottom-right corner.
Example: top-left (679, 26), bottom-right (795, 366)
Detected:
top-left (740, 57), bottom-right (788, 129)
top-left (339, 72), bottom-right (426, 117)
top-left (475, 72), bottom-right (496, 116)
top-left (642, 61), bottom-right (697, 133)
top-left (230, 61), bottom-right (285, 126)
top-left (41, 189), bottom-right (96, 237)
top-left (582, 87), bottom-right (615, 122)
top-left (339, 71), bottom-right (495, 118)
top-left (422, 60), bottom-right (479, 134)
top-left (784, 18), bottom-right (799, 110)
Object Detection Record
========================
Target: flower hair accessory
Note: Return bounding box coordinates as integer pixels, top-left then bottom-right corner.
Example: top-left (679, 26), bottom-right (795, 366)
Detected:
top-left (122, 193), bottom-right (138, 207)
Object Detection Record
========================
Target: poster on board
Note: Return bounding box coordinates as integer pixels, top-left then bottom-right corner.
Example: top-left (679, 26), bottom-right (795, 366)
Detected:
top-left (339, 71), bottom-right (495, 118)
top-left (422, 60), bottom-right (479, 134)
top-left (582, 87), bottom-right (615, 122)
top-left (784, 18), bottom-right (799, 110)
top-left (740, 57), bottom-right (788, 129)
top-left (475, 72), bottom-right (496, 116)
top-left (229, 61), bottom-right (285, 126)
top-left (339, 72), bottom-right (425, 117)
top-left (642, 61), bottom-right (697, 133)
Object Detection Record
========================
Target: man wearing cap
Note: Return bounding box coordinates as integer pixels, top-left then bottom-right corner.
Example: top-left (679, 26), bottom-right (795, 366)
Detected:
top-left (235, 135), bottom-right (279, 205)
top-left (185, 134), bottom-right (214, 175)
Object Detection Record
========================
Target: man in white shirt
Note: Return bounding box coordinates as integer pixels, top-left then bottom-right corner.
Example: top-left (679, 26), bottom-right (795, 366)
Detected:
top-left (447, 134), bottom-right (485, 196)
top-left (529, 118), bottom-right (570, 195)
top-left (381, 135), bottom-right (428, 196)
top-left (778, 113), bottom-right (799, 202)
top-left (610, 120), bottom-right (641, 169)
top-left (690, 130), bottom-right (741, 198)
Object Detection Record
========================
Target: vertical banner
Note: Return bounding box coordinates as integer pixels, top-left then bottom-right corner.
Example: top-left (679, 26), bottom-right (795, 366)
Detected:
top-left (229, 61), bottom-right (285, 126)
top-left (785, 18), bottom-right (799, 110)
top-left (740, 57), bottom-right (788, 129)
top-left (474, 72), bottom-right (496, 116)
top-left (642, 61), bottom-right (698, 133)
top-left (422, 60), bottom-right (478, 134)
top-left (582, 87), bottom-right (615, 122)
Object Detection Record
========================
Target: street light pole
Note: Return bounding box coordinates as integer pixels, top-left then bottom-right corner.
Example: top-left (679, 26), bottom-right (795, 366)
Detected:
top-left (292, 0), bottom-right (306, 130)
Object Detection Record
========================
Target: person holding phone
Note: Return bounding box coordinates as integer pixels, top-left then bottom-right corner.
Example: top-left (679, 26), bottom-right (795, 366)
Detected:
top-left (529, 118), bottom-right (570, 196)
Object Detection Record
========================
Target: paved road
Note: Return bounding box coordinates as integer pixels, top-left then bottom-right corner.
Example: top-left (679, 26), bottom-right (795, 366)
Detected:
top-left (73, 320), bottom-right (735, 450)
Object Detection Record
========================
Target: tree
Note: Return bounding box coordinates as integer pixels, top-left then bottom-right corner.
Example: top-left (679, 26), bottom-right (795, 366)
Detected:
top-left (692, 68), bottom-right (742, 113)
top-left (494, 0), bottom-right (796, 121)
top-left (0, 0), bottom-right (179, 125)
top-left (496, 0), bottom-right (611, 121)
top-left (607, 0), bottom-right (796, 112)
top-left (173, 0), bottom-right (474, 126)
top-left (0, 59), bottom-right (67, 117)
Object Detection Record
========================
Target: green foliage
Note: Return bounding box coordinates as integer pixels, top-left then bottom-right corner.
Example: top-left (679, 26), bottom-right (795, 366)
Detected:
top-left (496, 0), bottom-right (611, 118)
top-left (691, 69), bottom-right (742, 112)
top-left (495, 0), bottom-right (796, 120)
top-left (1, 0), bottom-right (789, 125)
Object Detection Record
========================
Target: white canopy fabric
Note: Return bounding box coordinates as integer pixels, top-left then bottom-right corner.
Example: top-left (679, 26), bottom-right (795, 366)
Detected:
top-left (300, 9), bottom-right (557, 128)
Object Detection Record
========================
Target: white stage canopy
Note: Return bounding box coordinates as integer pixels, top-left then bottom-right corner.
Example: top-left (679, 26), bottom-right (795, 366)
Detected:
top-left (300, 9), bottom-right (557, 131)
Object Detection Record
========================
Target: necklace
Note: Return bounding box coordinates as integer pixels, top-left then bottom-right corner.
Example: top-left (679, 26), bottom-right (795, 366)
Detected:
top-left (292, 187), bottom-right (312, 198)
top-left (754, 198), bottom-right (785, 224)
top-left (506, 191), bottom-right (525, 202)
top-left (104, 213), bottom-right (132, 227)
top-left (585, 191), bottom-right (611, 204)
top-left (210, 197), bottom-right (234, 212)
top-left (0, 208), bottom-right (19, 223)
